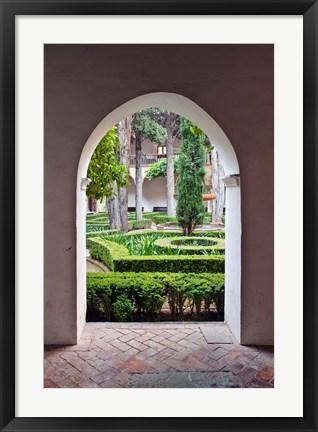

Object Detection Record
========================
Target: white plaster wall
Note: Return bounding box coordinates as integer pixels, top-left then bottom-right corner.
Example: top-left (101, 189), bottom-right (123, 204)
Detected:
top-left (127, 177), bottom-right (136, 208)
top-left (142, 177), bottom-right (167, 212)
top-left (76, 188), bottom-right (88, 343)
top-left (224, 186), bottom-right (241, 342)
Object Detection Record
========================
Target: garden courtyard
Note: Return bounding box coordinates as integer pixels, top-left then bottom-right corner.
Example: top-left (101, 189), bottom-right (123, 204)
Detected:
top-left (44, 109), bottom-right (274, 389)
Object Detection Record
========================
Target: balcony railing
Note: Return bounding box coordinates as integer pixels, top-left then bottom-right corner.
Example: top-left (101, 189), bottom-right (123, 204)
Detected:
top-left (129, 152), bottom-right (212, 166)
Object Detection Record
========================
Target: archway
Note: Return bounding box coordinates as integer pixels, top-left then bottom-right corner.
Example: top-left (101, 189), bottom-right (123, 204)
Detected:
top-left (77, 93), bottom-right (241, 341)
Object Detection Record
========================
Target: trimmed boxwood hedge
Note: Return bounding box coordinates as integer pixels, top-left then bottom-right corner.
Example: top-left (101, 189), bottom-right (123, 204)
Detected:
top-left (154, 236), bottom-right (225, 255)
top-left (86, 213), bottom-right (106, 220)
top-left (87, 237), bottom-right (224, 273)
top-left (149, 215), bottom-right (178, 224)
top-left (127, 219), bottom-right (152, 230)
top-left (86, 221), bottom-right (108, 226)
top-left (87, 271), bottom-right (224, 321)
top-left (86, 238), bottom-right (129, 270)
top-left (123, 229), bottom-right (225, 239)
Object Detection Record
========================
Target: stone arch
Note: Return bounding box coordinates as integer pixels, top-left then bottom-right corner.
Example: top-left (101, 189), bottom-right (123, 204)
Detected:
top-left (77, 93), bottom-right (241, 341)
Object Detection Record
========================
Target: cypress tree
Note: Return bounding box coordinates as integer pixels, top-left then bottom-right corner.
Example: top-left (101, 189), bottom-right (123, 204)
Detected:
top-left (176, 118), bottom-right (206, 236)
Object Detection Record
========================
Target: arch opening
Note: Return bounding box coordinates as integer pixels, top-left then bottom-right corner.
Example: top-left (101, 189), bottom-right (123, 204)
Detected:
top-left (77, 92), bottom-right (241, 342)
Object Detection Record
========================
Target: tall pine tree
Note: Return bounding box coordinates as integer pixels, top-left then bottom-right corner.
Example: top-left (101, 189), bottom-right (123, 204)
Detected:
top-left (176, 118), bottom-right (206, 236)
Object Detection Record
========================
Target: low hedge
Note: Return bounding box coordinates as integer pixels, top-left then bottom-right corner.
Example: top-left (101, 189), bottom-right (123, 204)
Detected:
top-left (86, 229), bottom-right (119, 239)
top-left (86, 213), bottom-right (106, 221)
top-left (87, 238), bottom-right (129, 270)
top-left (86, 224), bottom-right (110, 233)
top-left (87, 272), bottom-right (224, 321)
top-left (86, 220), bottom-right (108, 226)
top-left (154, 236), bottom-right (225, 255)
top-left (123, 229), bottom-right (225, 239)
top-left (149, 215), bottom-right (178, 224)
top-left (114, 255), bottom-right (224, 273)
top-left (87, 237), bottom-right (224, 273)
top-left (127, 219), bottom-right (152, 230)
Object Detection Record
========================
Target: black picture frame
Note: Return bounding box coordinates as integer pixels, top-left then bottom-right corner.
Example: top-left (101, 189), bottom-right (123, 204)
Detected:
top-left (0, 1), bottom-right (317, 431)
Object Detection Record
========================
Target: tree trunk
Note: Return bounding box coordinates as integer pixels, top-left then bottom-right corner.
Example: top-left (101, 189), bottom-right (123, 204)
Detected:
top-left (166, 131), bottom-right (175, 217)
top-left (106, 182), bottom-right (122, 230)
top-left (118, 117), bottom-right (132, 232)
top-left (135, 136), bottom-right (143, 221)
top-left (211, 148), bottom-right (225, 223)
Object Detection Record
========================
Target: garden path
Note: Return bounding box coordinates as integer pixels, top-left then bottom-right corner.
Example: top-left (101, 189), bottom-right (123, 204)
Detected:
top-left (45, 322), bottom-right (274, 388)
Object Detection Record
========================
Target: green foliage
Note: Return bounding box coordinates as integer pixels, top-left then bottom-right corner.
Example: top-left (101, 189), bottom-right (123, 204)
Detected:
top-left (149, 215), bottom-right (178, 224)
top-left (122, 228), bottom-right (225, 239)
top-left (86, 238), bottom-right (130, 271)
top-left (86, 277), bottom-right (112, 321)
top-left (154, 236), bottom-right (225, 255)
top-left (86, 127), bottom-right (129, 200)
top-left (115, 255), bottom-right (224, 273)
top-left (176, 118), bottom-right (207, 236)
top-left (127, 219), bottom-right (152, 231)
top-left (87, 237), bottom-right (224, 273)
top-left (133, 110), bottom-right (167, 144)
top-left (86, 272), bottom-right (224, 322)
top-left (87, 228), bottom-right (225, 241)
top-left (86, 224), bottom-right (110, 233)
top-left (86, 220), bottom-right (108, 225)
top-left (86, 220), bottom-right (151, 238)
top-left (86, 229), bottom-right (119, 239)
top-left (97, 231), bottom-right (224, 256)
top-left (86, 213), bottom-right (108, 221)
top-left (113, 295), bottom-right (134, 321)
top-left (86, 211), bottom-right (215, 227)
top-left (145, 156), bottom-right (180, 180)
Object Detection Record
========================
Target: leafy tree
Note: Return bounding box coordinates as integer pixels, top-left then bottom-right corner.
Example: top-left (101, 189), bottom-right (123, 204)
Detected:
top-left (145, 156), bottom-right (180, 180)
top-left (132, 110), bottom-right (167, 220)
top-left (86, 126), bottom-right (129, 201)
top-left (176, 118), bottom-right (206, 236)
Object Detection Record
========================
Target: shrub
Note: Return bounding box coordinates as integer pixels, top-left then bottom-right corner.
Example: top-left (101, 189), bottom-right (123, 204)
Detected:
top-left (86, 276), bottom-right (112, 321)
top-left (117, 229), bottom-right (225, 239)
top-left (86, 213), bottom-right (107, 221)
top-left (102, 230), bottom-right (224, 255)
top-left (154, 236), bottom-right (225, 255)
top-left (86, 229), bottom-right (119, 239)
top-left (86, 238), bottom-right (129, 270)
top-left (115, 255), bottom-right (224, 273)
top-left (86, 224), bottom-right (110, 233)
top-left (87, 237), bottom-right (224, 273)
top-left (113, 295), bottom-right (134, 321)
top-left (127, 219), bottom-right (152, 230)
top-left (149, 215), bottom-right (178, 224)
top-left (86, 221), bottom-right (109, 226)
top-left (87, 272), bottom-right (224, 321)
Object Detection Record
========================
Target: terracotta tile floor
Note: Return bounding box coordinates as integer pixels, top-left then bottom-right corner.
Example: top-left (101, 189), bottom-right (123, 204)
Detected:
top-left (44, 322), bottom-right (274, 388)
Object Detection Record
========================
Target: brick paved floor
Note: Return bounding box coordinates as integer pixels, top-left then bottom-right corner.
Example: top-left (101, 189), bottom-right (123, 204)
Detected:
top-left (44, 322), bottom-right (274, 388)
